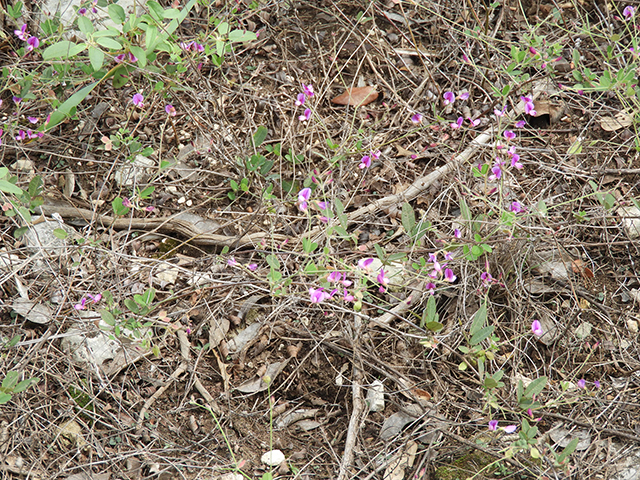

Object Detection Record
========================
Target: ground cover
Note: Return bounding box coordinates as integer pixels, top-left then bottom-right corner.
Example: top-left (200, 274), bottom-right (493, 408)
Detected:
top-left (1, 0), bottom-right (640, 479)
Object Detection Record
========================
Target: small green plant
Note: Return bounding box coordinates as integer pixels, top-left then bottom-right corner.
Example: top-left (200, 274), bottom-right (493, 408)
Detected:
top-left (100, 288), bottom-right (156, 350)
top-left (0, 371), bottom-right (40, 404)
top-left (0, 168), bottom-right (44, 238)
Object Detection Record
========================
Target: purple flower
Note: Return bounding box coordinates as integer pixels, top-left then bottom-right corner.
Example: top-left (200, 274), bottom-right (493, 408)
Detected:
top-left (425, 282), bottom-right (436, 295)
top-left (444, 268), bottom-right (456, 282)
top-left (165, 104), bottom-right (176, 116)
top-left (13, 96), bottom-right (22, 105)
top-left (343, 289), bottom-right (355, 302)
top-left (490, 159), bottom-right (503, 180)
top-left (122, 197), bottom-right (133, 208)
top-left (488, 420), bottom-right (498, 431)
top-left (316, 201), bottom-right (327, 210)
top-left (430, 261), bottom-right (442, 278)
top-left (444, 252), bottom-right (454, 261)
top-left (299, 108), bottom-right (311, 122)
top-left (0, 129), bottom-right (3, 146)
top-left (459, 92), bottom-right (470, 100)
top-left (481, 271), bottom-right (495, 285)
top-left (594, 380), bottom-right (601, 389)
top-left (429, 252), bottom-right (438, 263)
top-left (515, 120), bottom-right (526, 128)
top-left (510, 201), bottom-right (524, 213)
top-left (358, 258), bottom-right (374, 270)
top-left (309, 287), bottom-right (330, 303)
top-left (248, 263), bottom-right (258, 271)
top-left (624, 5), bottom-right (635, 19)
top-left (14, 24), bottom-right (28, 41)
top-left (327, 271), bottom-right (342, 283)
top-left (529, 46), bottom-right (538, 55)
top-left (468, 117), bottom-right (480, 127)
top-left (450, 117), bottom-right (464, 129)
top-left (26, 36), bottom-right (39, 52)
top-left (15, 130), bottom-right (26, 141)
top-left (503, 425), bottom-right (518, 433)
top-left (377, 268), bottom-right (390, 286)
top-left (114, 53), bottom-right (125, 63)
top-left (86, 293), bottom-right (102, 303)
top-left (132, 93), bottom-right (144, 108)
top-left (78, 7), bottom-right (87, 15)
top-left (297, 187), bottom-right (311, 211)
top-left (411, 113), bottom-right (423, 124)
top-left (454, 228), bottom-right (461, 238)
top-left (359, 155), bottom-right (371, 169)
top-left (443, 91), bottom-right (455, 105)
top-left (27, 116), bottom-right (38, 124)
top-left (74, 298), bottom-right (87, 310)
top-left (319, 216), bottom-right (329, 223)
top-left (504, 130), bottom-right (516, 140)
top-left (302, 83), bottom-right (314, 97)
top-left (295, 93), bottom-right (305, 106)
top-left (509, 150), bottom-right (523, 170)
top-left (371, 149), bottom-right (381, 160)
top-left (128, 51), bottom-right (137, 62)
top-left (522, 96), bottom-right (537, 116)
top-left (531, 320), bottom-right (543, 336)
top-left (577, 379), bottom-right (586, 389)
top-left (340, 273), bottom-right (352, 287)
top-left (494, 106), bottom-right (506, 117)
top-left (227, 257), bottom-right (238, 267)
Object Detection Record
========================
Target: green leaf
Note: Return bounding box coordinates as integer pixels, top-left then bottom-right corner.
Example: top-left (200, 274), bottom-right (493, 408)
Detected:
top-left (13, 377), bottom-right (37, 393)
top-left (401, 202), bottom-right (416, 238)
top-left (95, 36), bottom-right (122, 50)
top-left (424, 321), bottom-right (443, 332)
top-left (556, 438), bottom-right (579, 463)
top-left (53, 228), bottom-right (68, 239)
top-left (217, 21), bottom-right (230, 35)
top-left (2, 371), bottom-right (20, 390)
top-left (228, 29), bottom-right (257, 43)
top-left (470, 325), bottom-right (494, 346)
top-left (43, 41), bottom-right (87, 60)
top-left (252, 125), bottom-right (268, 148)
top-left (0, 180), bottom-right (23, 195)
top-left (124, 298), bottom-right (139, 314)
top-left (145, 26), bottom-right (158, 51)
top-left (460, 197), bottom-right (471, 222)
top-left (146, 1), bottom-right (164, 20)
top-left (469, 302), bottom-right (487, 336)
top-left (130, 46), bottom-right (146, 67)
top-left (108, 4), bottom-right (126, 23)
top-left (0, 393), bottom-right (11, 404)
top-left (523, 376), bottom-right (548, 399)
top-left (77, 16), bottom-right (94, 35)
top-left (162, 8), bottom-right (181, 18)
top-left (484, 377), bottom-right (498, 389)
top-left (88, 46), bottom-right (104, 71)
top-left (101, 309), bottom-right (116, 326)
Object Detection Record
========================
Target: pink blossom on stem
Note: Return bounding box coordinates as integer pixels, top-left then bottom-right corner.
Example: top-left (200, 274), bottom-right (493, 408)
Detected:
top-left (358, 258), bottom-right (374, 270)
top-left (359, 155), bottom-right (371, 169)
top-left (450, 117), bottom-right (464, 129)
top-left (531, 319), bottom-right (544, 336)
top-left (298, 108), bottom-right (311, 122)
top-left (411, 113), bottom-right (423, 124)
top-left (443, 91), bottom-right (455, 105)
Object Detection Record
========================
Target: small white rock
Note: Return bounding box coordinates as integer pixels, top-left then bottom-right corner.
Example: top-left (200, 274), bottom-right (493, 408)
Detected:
top-left (628, 320), bottom-right (638, 334)
top-left (261, 449), bottom-right (285, 467)
top-left (366, 380), bottom-right (385, 412)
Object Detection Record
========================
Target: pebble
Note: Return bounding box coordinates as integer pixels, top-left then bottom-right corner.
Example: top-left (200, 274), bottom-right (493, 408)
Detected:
top-left (261, 449), bottom-right (285, 467)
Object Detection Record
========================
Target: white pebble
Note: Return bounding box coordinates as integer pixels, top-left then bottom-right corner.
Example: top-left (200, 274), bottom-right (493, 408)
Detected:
top-left (261, 449), bottom-right (285, 467)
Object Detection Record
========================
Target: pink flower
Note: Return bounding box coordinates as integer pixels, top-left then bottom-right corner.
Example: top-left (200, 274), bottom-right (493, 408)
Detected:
top-left (0, 129), bottom-right (3, 146)
top-left (297, 187), bottom-right (311, 211)
top-left (481, 271), bottom-right (495, 285)
top-left (450, 117), bottom-right (463, 129)
top-left (26, 36), bottom-right (40, 52)
top-left (531, 320), bottom-right (543, 336)
top-left (128, 52), bottom-right (137, 62)
top-left (522, 96), bottom-right (537, 116)
top-left (443, 91), bottom-right (455, 105)
top-left (298, 108), bottom-right (311, 122)
top-left (444, 252), bottom-right (454, 261)
top-left (309, 287), bottom-right (331, 303)
top-left (14, 24), bottom-right (28, 41)
top-left (132, 93), bottom-right (144, 108)
top-left (468, 117), bottom-right (480, 127)
top-left (494, 106), bottom-right (506, 117)
top-left (15, 130), bottom-right (26, 141)
top-left (302, 83), bottom-right (314, 97)
top-left (529, 46), bottom-right (538, 55)
top-left (74, 298), bottom-right (87, 310)
top-left (114, 53), bottom-right (125, 63)
top-left (503, 425), bottom-right (518, 433)
top-left (248, 263), bottom-right (258, 271)
top-left (444, 268), bottom-right (456, 282)
top-left (594, 380), bottom-right (601, 389)
top-left (343, 289), bottom-right (355, 302)
top-left (227, 257), bottom-right (238, 267)
top-left (86, 293), bottom-right (102, 303)
top-left (515, 120), bottom-right (526, 128)
top-left (295, 93), bottom-right (305, 106)
top-left (371, 149), bottom-right (381, 160)
top-left (327, 271), bottom-right (342, 283)
top-left (165, 104), bottom-right (176, 116)
top-left (121, 197), bottom-right (133, 208)
top-left (359, 155), bottom-right (371, 169)
top-left (624, 5), bottom-right (635, 19)
top-left (316, 201), bottom-right (327, 210)
top-left (78, 7), bottom-right (87, 15)
top-left (377, 268), bottom-right (390, 286)
top-left (454, 228), bottom-right (461, 238)
top-left (490, 159), bottom-right (504, 180)
top-left (510, 201), bottom-right (524, 213)
top-left (358, 258), bottom-right (374, 270)
top-left (504, 130), bottom-right (516, 140)
top-left (577, 379), bottom-right (586, 389)
top-left (425, 282), bottom-right (436, 295)
top-left (411, 113), bottom-right (423, 124)
top-left (459, 92), bottom-right (470, 100)
top-left (488, 420), bottom-right (498, 431)
top-left (340, 273), bottom-right (352, 287)
top-left (27, 116), bottom-right (38, 124)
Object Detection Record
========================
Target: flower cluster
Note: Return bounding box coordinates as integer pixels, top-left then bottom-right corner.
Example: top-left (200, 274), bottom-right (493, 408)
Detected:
top-left (296, 187), bottom-right (328, 220)
top-left (623, 5), bottom-right (635, 20)
top-left (74, 293), bottom-right (102, 310)
top-left (180, 41), bottom-right (205, 53)
top-left (115, 52), bottom-right (137, 63)
top-left (14, 24), bottom-right (40, 53)
top-left (132, 93), bottom-right (144, 108)
top-left (359, 149), bottom-right (380, 169)
top-left (227, 257), bottom-right (258, 271)
top-left (488, 420), bottom-right (517, 433)
top-left (424, 252), bottom-right (456, 294)
top-left (15, 129), bottom-right (43, 141)
top-left (521, 95), bottom-right (537, 116)
top-left (295, 83), bottom-right (314, 122)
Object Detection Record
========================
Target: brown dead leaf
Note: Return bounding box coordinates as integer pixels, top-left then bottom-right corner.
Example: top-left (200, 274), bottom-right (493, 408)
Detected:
top-left (395, 144), bottom-right (415, 157)
top-left (600, 111), bottom-right (633, 131)
top-left (287, 342), bottom-right (302, 358)
top-left (331, 86), bottom-right (379, 106)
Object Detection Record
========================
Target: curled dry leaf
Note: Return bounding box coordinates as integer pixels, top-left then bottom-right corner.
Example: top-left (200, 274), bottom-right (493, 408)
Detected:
top-left (331, 86), bottom-right (379, 106)
top-left (600, 111), bottom-right (633, 131)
